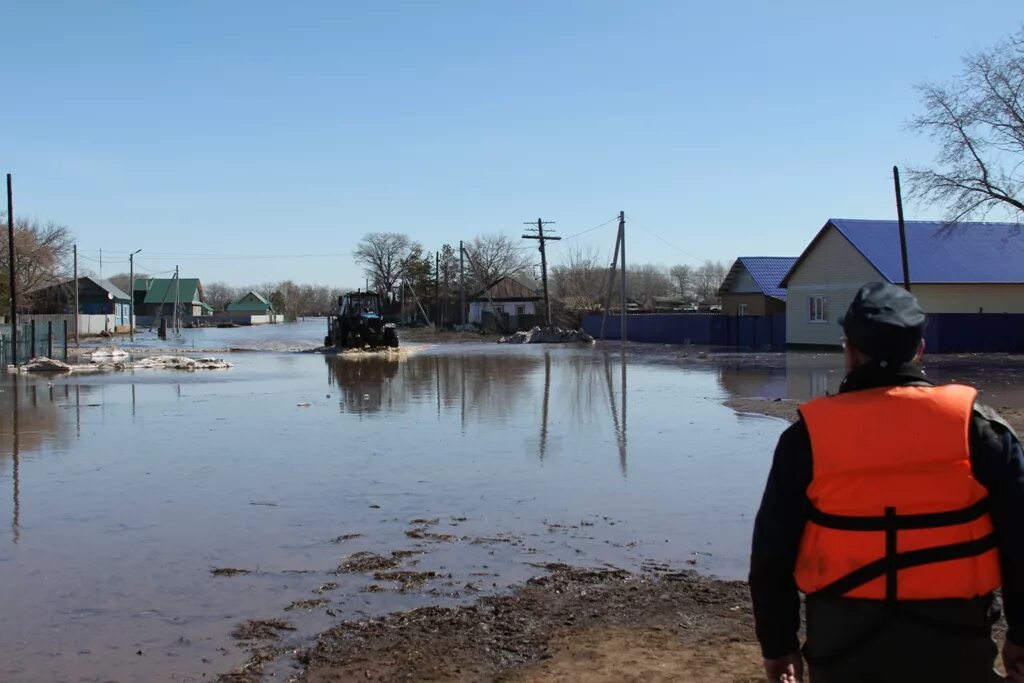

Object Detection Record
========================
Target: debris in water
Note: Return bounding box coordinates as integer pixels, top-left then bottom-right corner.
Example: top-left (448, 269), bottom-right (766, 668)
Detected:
top-left (331, 533), bottom-right (364, 543)
top-left (210, 567), bottom-right (251, 577)
top-left (373, 570), bottom-right (439, 591)
top-left (297, 402), bottom-right (311, 407)
top-left (284, 598), bottom-right (329, 612)
top-left (20, 357), bottom-right (73, 373)
top-left (498, 326), bottom-right (594, 344)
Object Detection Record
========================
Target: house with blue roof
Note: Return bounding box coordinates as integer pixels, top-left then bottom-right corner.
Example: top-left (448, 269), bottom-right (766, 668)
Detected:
top-left (781, 218), bottom-right (1024, 347)
top-left (718, 256), bottom-right (798, 316)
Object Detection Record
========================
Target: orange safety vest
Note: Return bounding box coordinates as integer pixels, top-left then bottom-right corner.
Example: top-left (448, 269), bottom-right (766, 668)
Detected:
top-left (795, 384), bottom-right (1002, 601)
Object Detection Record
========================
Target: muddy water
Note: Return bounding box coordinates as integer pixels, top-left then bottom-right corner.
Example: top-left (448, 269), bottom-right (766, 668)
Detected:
top-left (0, 334), bottom-right (1018, 682)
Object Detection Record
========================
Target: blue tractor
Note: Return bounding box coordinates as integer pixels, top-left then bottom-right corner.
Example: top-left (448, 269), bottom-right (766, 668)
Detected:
top-left (325, 291), bottom-right (398, 349)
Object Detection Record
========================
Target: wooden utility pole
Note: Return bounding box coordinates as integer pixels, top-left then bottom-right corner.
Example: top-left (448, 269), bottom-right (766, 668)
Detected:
top-left (73, 245), bottom-right (79, 346)
top-left (435, 250), bottom-right (440, 327)
top-left (892, 166), bottom-right (912, 291)
top-left (173, 265), bottom-right (180, 333)
top-left (6, 175), bottom-right (17, 365)
top-left (129, 250), bottom-right (141, 340)
top-left (459, 240), bottom-right (466, 327)
top-left (522, 218), bottom-right (559, 326)
top-left (618, 211), bottom-right (626, 345)
top-left (599, 217), bottom-right (623, 341)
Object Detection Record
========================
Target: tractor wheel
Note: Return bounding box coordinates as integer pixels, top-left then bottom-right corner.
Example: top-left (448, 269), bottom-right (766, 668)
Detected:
top-left (383, 327), bottom-right (399, 348)
top-left (324, 335), bottom-right (331, 348)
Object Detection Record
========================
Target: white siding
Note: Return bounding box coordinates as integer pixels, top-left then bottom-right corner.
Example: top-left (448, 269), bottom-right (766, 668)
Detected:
top-left (786, 227), bottom-right (885, 346)
top-left (730, 268), bottom-right (760, 293)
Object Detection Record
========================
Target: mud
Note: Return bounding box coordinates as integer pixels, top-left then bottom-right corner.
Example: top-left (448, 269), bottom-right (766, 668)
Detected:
top-left (293, 564), bottom-right (760, 682)
top-left (230, 618), bottom-right (296, 641)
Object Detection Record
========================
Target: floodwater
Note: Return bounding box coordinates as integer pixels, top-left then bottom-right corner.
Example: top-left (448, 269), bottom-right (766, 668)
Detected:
top-left (1, 322), bottom-right (1020, 682)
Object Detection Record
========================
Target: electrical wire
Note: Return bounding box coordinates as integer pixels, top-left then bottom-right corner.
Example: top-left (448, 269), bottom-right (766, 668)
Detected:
top-left (628, 218), bottom-right (706, 264)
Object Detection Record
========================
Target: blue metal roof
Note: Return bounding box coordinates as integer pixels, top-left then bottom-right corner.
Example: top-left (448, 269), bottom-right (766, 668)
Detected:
top-left (827, 218), bottom-right (1024, 284)
top-left (738, 257), bottom-right (798, 300)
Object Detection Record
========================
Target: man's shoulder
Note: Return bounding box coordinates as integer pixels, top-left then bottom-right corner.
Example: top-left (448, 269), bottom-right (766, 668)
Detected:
top-left (972, 401), bottom-right (1021, 441)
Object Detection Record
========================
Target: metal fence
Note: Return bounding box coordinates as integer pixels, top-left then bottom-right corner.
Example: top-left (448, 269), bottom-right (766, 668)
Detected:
top-left (582, 313), bottom-right (786, 351)
top-left (0, 320), bottom-right (70, 365)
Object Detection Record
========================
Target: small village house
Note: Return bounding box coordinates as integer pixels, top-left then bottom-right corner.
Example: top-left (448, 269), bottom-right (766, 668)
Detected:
top-left (27, 276), bottom-right (133, 334)
top-left (134, 277), bottom-right (212, 318)
top-left (469, 277), bottom-right (543, 331)
top-left (717, 257), bottom-right (797, 316)
top-left (226, 291), bottom-right (275, 315)
top-left (781, 218), bottom-right (1024, 347)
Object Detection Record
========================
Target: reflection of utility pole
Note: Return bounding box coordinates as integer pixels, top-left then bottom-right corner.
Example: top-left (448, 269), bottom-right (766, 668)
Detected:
top-left (539, 352), bottom-right (551, 460)
top-left (603, 352), bottom-right (627, 475)
top-left (620, 347), bottom-right (627, 475)
top-left (11, 374), bottom-right (20, 543)
top-left (522, 218), bottom-right (559, 326)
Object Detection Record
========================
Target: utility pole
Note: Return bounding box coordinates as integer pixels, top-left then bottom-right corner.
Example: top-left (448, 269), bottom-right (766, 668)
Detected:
top-left (435, 250), bottom-right (440, 328)
top-left (73, 245), bottom-right (79, 346)
top-left (618, 210), bottom-right (626, 346)
top-left (7, 174), bottom-right (17, 365)
top-left (173, 265), bottom-right (180, 333)
top-left (892, 166), bottom-right (912, 291)
top-left (129, 250), bottom-right (141, 340)
top-left (522, 218), bottom-right (559, 326)
top-left (99, 248), bottom-right (103, 279)
top-left (459, 240), bottom-right (466, 327)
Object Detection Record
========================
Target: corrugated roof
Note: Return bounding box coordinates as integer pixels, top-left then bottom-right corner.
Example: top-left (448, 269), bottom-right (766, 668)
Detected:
top-left (226, 301), bottom-right (272, 313)
top-left (470, 277), bottom-right (542, 301)
top-left (719, 257), bottom-right (797, 300)
top-left (86, 277), bottom-right (132, 302)
top-left (136, 278), bottom-right (203, 304)
top-left (783, 219), bottom-right (1024, 286)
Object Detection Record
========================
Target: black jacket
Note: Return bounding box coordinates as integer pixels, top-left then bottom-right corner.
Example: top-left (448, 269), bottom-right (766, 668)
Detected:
top-left (749, 361), bottom-right (1024, 659)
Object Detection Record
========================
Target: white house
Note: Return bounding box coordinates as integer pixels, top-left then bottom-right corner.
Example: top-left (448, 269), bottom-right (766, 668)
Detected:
top-left (781, 218), bottom-right (1024, 347)
top-left (469, 277), bottom-right (542, 330)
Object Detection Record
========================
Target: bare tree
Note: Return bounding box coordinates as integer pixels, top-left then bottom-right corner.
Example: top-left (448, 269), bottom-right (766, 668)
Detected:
top-left (354, 233), bottom-right (421, 303)
top-left (908, 27), bottom-right (1024, 221)
top-left (693, 260), bottom-right (727, 305)
top-left (466, 234), bottom-right (533, 288)
top-left (551, 246), bottom-right (605, 320)
top-left (0, 214), bottom-right (74, 313)
top-left (203, 281), bottom-right (236, 312)
top-left (669, 264), bottom-right (694, 302)
top-left (626, 263), bottom-right (673, 307)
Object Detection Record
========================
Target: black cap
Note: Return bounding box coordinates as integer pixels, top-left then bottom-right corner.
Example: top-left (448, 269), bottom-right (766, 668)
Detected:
top-left (840, 282), bottom-right (926, 362)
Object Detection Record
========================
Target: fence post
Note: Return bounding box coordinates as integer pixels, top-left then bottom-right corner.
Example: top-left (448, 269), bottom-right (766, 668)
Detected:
top-left (63, 320), bottom-right (68, 360)
top-left (48, 321), bottom-right (53, 358)
top-left (30, 321), bottom-right (36, 360)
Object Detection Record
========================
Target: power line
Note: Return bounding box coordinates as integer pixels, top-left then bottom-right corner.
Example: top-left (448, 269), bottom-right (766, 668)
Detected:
top-left (558, 215), bottom-right (620, 242)
top-left (629, 218), bottom-right (706, 263)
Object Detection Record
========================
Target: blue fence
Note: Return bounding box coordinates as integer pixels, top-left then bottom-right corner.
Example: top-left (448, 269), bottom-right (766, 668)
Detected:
top-left (925, 314), bottom-right (1024, 353)
top-left (581, 313), bottom-right (786, 350)
top-left (0, 321), bottom-right (69, 365)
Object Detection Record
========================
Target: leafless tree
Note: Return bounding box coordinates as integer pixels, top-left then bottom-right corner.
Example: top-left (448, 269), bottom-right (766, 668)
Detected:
top-left (693, 260), bottom-right (728, 305)
top-left (203, 281), bottom-right (237, 312)
top-left (0, 214), bottom-right (74, 314)
top-left (465, 233), bottom-right (533, 288)
top-left (908, 27), bottom-right (1024, 221)
top-left (669, 264), bottom-right (695, 302)
top-left (626, 263), bottom-right (673, 307)
top-left (354, 233), bottom-right (421, 303)
top-left (551, 246), bottom-right (605, 318)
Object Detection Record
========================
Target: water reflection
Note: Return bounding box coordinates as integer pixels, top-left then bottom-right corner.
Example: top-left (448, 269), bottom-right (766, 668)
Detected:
top-left (325, 350), bottom-right (629, 471)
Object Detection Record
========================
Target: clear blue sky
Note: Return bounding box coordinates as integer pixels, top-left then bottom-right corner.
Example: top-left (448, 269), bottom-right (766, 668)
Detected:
top-left (1, 1), bottom-right (1018, 287)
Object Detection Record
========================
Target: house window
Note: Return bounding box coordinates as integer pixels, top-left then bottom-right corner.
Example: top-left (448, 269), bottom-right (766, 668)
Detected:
top-left (808, 295), bottom-right (828, 323)
top-left (494, 305), bottom-right (504, 315)
top-left (738, 303), bottom-right (748, 316)
top-left (515, 305), bottom-right (526, 318)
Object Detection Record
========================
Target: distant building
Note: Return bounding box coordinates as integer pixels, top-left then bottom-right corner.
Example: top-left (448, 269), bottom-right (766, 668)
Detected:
top-left (781, 218), bottom-right (1024, 347)
top-left (27, 276), bottom-right (133, 333)
top-left (469, 277), bottom-right (543, 330)
top-left (134, 278), bottom-right (212, 317)
top-left (226, 291), bottom-right (275, 315)
top-left (718, 257), bottom-right (797, 316)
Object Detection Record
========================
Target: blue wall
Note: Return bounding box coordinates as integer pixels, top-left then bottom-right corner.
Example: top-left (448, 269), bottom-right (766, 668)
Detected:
top-left (582, 313), bottom-right (786, 350)
top-left (583, 312), bottom-right (1024, 353)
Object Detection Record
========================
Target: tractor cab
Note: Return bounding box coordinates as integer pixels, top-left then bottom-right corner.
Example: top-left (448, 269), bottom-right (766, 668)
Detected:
top-left (326, 291), bottom-right (398, 349)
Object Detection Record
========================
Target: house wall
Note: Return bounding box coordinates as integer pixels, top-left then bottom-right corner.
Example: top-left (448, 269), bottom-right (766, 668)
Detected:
top-left (913, 284), bottom-right (1024, 314)
top-left (720, 294), bottom-right (781, 316)
top-left (786, 227), bottom-right (885, 346)
top-left (729, 269), bottom-right (761, 293)
top-left (469, 300), bottom-right (538, 324)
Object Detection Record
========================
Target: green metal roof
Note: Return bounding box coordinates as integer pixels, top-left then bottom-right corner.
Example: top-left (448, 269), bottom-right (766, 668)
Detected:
top-left (226, 301), bottom-right (273, 313)
top-left (135, 278), bottom-right (203, 305)
top-left (199, 301), bottom-right (215, 313)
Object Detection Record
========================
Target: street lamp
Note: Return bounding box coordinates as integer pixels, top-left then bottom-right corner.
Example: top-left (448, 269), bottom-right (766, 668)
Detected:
top-left (129, 249), bottom-right (142, 340)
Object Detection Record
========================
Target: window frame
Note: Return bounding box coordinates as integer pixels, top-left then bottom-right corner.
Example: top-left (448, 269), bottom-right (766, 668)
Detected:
top-left (808, 295), bottom-right (828, 323)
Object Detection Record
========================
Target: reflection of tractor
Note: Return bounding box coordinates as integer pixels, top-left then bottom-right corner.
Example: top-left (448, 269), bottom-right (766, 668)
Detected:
top-left (325, 291), bottom-right (399, 349)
